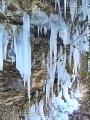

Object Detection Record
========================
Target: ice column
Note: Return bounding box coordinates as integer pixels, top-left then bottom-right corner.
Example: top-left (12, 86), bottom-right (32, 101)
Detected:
top-left (69, 0), bottom-right (77, 22)
top-left (0, 24), bottom-right (8, 70)
top-left (2, 0), bottom-right (5, 13)
top-left (3, 29), bottom-right (9, 60)
top-left (15, 12), bottom-right (31, 102)
top-left (23, 12), bottom-right (31, 102)
top-left (46, 24), bottom-right (58, 102)
top-left (16, 30), bottom-right (23, 76)
top-left (64, 0), bottom-right (67, 18)
top-left (0, 25), bottom-right (4, 70)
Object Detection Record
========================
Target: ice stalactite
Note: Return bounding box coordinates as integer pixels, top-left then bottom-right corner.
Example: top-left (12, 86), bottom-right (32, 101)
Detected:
top-left (25, 100), bottom-right (45, 120)
top-left (31, 7), bottom-right (48, 27)
top-left (8, 25), bottom-right (17, 65)
top-left (0, 25), bottom-right (4, 71)
top-left (55, 0), bottom-right (60, 13)
top-left (37, 26), bottom-right (40, 37)
top-left (2, 0), bottom-right (5, 13)
top-left (69, 0), bottom-right (77, 22)
top-left (0, 24), bottom-right (8, 70)
top-left (87, 3), bottom-right (90, 23)
top-left (12, 25), bottom-right (17, 56)
top-left (78, 0), bottom-right (89, 21)
top-left (15, 30), bottom-right (23, 77)
top-left (44, 26), bottom-right (47, 35)
top-left (64, 0), bottom-right (67, 19)
top-left (46, 24), bottom-right (58, 102)
top-left (3, 29), bottom-right (9, 60)
top-left (82, 0), bottom-right (88, 20)
top-left (60, 19), bottom-right (71, 45)
top-left (14, 12), bottom-right (31, 102)
top-left (22, 12), bottom-right (31, 102)
top-left (72, 34), bottom-right (80, 75)
top-left (55, 0), bottom-right (61, 20)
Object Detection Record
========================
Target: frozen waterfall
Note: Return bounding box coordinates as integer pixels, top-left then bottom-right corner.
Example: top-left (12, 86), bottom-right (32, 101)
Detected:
top-left (28, 0), bottom-right (90, 119)
top-left (15, 12), bottom-right (31, 102)
top-left (0, 0), bottom-right (90, 119)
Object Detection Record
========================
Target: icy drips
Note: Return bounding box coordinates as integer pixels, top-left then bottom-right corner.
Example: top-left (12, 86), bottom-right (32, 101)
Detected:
top-left (64, 0), bottom-right (67, 18)
top-left (13, 12), bottom-right (31, 102)
top-left (2, 0), bottom-right (5, 13)
top-left (25, 100), bottom-right (45, 120)
top-left (22, 12), bottom-right (31, 102)
top-left (46, 24), bottom-right (58, 103)
top-left (0, 24), bottom-right (8, 70)
top-left (69, 0), bottom-right (77, 22)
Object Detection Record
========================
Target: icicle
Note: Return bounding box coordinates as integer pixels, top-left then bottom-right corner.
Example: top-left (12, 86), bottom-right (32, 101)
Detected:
top-left (44, 26), bottom-right (47, 35)
top-left (37, 26), bottom-right (40, 37)
top-left (63, 46), bottom-right (66, 68)
top-left (40, 26), bottom-right (42, 35)
top-left (50, 24), bottom-right (57, 93)
top-left (87, 4), bottom-right (90, 22)
top-left (82, 0), bottom-right (86, 20)
top-left (16, 31), bottom-right (23, 77)
top-left (12, 25), bottom-right (17, 54)
top-left (3, 29), bottom-right (9, 60)
top-left (0, 26), bottom-right (4, 70)
top-left (23, 12), bottom-right (31, 103)
top-left (0, 24), bottom-right (9, 70)
top-left (69, 0), bottom-right (77, 22)
top-left (15, 12), bottom-right (31, 103)
top-left (60, 19), bottom-right (70, 45)
top-left (55, 0), bottom-right (57, 10)
top-left (64, 0), bottom-right (67, 19)
top-left (2, 0), bottom-right (5, 13)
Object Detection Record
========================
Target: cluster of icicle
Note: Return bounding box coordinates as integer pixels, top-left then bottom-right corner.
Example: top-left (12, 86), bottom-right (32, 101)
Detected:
top-left (15, 12), bottom-right (31, 102)
top-left (30, 0), bottom-right (90, 119)
top-left (0, 12), bottom-right (31, 102)
top-left (0, 0), bottom-right (90, 119)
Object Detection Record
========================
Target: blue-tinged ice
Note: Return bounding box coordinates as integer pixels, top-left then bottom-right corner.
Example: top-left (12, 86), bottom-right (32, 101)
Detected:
top-left (64, 0), bottom-right (67, 18)
top-left (15, 12), bottom-right (31, 102)
top-left (16, 30), bottom-right (23, 76)
top-left (0, 25), bottom-right (4, 70)
top-left (31, 6), bottom-right (48, 26)
top-left (0, 24), bottom-right (9, 70)
top-left (2, 0), bottom-right (5, 13)
top-left (60, 19), bottom-right (71, 45)
top-left (25, 100), bottom-right (45, 120)
top-left (23, 12), bottom-right (31, 102)
top-left (3, 29), bottom-right (9, 60)
top-left (69, 0), bottom-right (77, 22)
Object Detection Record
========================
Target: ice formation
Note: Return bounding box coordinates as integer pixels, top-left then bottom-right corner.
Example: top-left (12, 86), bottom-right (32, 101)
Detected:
top-left (64, 0), bottom-right (67, 18)
top-left (69, 0), bottom-right (77, 22)
top-left (0, 12), bottom-right (31, 102)
top-left (16, 12), bottom-right (31, 102)
top-left (0, 24), bottom-right (9, 70)
top-left (25, 100), bottom-right (45, 120)
top-left (10, 12), bottom-right (31, 102)
top-left (30, 0), bottom-right (90, 119)
top-left (2, 0), bottom-right (5, 13)
top-left (0, 0), bottom-right (90, 119)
